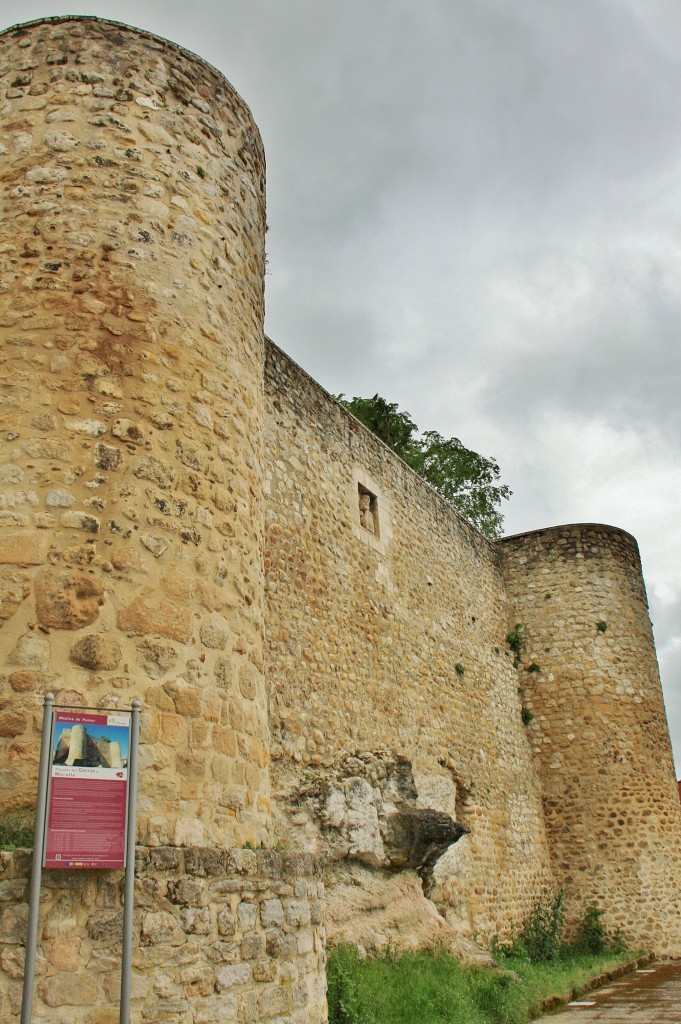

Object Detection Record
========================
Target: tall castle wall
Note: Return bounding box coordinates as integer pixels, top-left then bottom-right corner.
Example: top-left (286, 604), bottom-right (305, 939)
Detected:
top-left (2, 14), bottom-right (681, 1024)
top-left (263, 344), bottom-right (554, 942)
top-left (501, 525), bottom-right (681, 954)
top-left (0, 19), bottom-right (329, 1024)
top-left (0, 16), bottom-right (270, 849)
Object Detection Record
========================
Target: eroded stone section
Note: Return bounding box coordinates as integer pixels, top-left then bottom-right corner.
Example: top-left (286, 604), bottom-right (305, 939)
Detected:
top-left (282, 750), bottom-right (467, 879)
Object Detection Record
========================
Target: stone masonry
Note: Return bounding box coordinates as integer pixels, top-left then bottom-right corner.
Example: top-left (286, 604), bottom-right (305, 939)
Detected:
top-left (1, 14), bottom-right (681, 1024)
top-left (0, 847), bottom-right (326, 1024)
top-left (263, 344), bottom-right (554, 945)
top-left (0, 16), bottom-right (270, 849)
top-left (501, 525), bottom-right (681, 954)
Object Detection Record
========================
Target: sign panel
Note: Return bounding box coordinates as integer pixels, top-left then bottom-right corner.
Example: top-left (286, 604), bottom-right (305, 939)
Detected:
top-left (43, 709), bottom-right (131, 869)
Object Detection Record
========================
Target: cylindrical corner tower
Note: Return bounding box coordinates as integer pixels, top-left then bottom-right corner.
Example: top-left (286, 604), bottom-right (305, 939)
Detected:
top-left (501, 524), bottom-right (681, 954)
top-left (0, 16), bottom-right (270, 849)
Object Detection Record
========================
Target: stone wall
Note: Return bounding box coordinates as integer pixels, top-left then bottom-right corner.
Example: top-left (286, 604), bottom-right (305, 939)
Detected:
top-left (501, 525), bottom-right (681, 954)
top-left (2, 15), bottom-right (681, 1023)
top-left (0, 846), bottom-right (327, 1024)
top-left (0, 16), bottom-right (270, 848)
top-left (263, 343), bottom-right (554, 942)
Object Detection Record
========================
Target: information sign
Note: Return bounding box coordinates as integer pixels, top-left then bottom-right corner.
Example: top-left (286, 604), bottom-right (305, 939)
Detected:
top-left (43, 709), bottom-right (131, 869)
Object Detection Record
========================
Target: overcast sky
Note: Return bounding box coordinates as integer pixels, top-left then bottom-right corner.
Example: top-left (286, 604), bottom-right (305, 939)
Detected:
top-left (5, 1), bottom-right (681, 770)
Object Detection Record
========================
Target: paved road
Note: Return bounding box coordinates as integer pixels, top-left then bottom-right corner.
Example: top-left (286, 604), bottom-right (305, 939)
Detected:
top-left (538, 962), bottom-right (681, 1023)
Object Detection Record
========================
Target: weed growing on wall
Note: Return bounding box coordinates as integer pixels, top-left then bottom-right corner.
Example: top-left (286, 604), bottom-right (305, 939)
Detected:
top-left (570, 907), bottom-right (626, 956)
top-left (496, 893), bottom-right (628, 964)
top-left (518, 890), bottom-right (565, 962)
top-left (0, 806), bottom-right (34, 850)
top-left (506, 624), bottom-right (524, 668)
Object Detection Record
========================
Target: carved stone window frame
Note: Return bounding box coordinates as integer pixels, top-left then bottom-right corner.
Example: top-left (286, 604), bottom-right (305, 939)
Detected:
top-left (349, 467), bottom-right (392, 555)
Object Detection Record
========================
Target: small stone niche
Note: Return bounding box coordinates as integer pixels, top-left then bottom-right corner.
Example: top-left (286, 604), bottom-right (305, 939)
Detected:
top-left (358, 484), bottom-right (379, 538)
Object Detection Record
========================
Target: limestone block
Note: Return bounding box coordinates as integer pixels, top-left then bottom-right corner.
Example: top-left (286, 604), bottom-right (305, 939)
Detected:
top-left (181, 966), bottom-right (214, 997)
top-left (180, 907), bottom-right (211, 934)
top-left (0, 878), bottom-right (27, 901)
top-left (251, 959), bottom-right (277, 982)
top-left (140, 534), bottom-right (167, 558)
top-left (7, 632), bottom-right (50, 671)
top-left (214, 963), bottom-right (251, 991)
top-left (69, 634), bottom-right (122, 671)
top-left (167, 878), bottom-right (206, 906)
top-left (60, 511), bottom-right (100, 533)
top-left (66, 418), bottom-right (107, 437)
top-left (241, 933), bottom-right (265, 959)
top-left (34, 568), bottom-right (104, 629)
top-left (86, 911), bottom-right (121, 943)
top-left (0, 905), bottom-right (27, 945)
top-left (285, 901), bottom-right (311, 928)
top-left (1, 946), bottom-right (26, 980)
top-left (39, 974), bottom-right (99, 1007)
top-left (45, 490), bottom-right (76, 508)
top-left (217, 907), bottom-right (236, 935)
top-left (0, 712), bottom-right (27, 737)
top-left (25, 164), bottom-right (68, 184)
top-left (192, 995), bottom-right (238, 1023)
top-left (22, 437), bottom-right (72, 458)
top-left (174, 818), bottom-right (206, 847)
top-left (136, 638), bottom-right (177, 679)
top-left (42, 896), bottom-right (78, 939)
top-left (260, 898), bottom-right (284, 928)
top-left (88, 1008), bottom-right (120, 1024)
top-left (153, 972), bottom-right (176, 998)
top-left (117, 596), bottom-right (192, 642)
top-left (133, 455), bottom-right (175, 489)
top-left (0, 531), bottom-right (50, 565)
top-left (257, 985), bottom-right (290, 1019)
top-left (9, 671), bottom-right (38, 692)
top-left (0, 572), bottom-right (30, 622)
top-left (148, 847), bottom-right (182, 871)
top-left (93, 443), bottom-right (122, 471)
top-left (140, 910), bottom-right (185, 947)
top-left (199, 614), bottom-right (228, 649)
top-left (43, 129), bottom-right (80, 151)
top-left (146, 817), bottom-right (172, 847)
top-left (48, 937), bottom-right (82, 972)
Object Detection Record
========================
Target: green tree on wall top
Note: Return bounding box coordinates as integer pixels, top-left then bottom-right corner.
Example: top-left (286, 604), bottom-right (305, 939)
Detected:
top-left (337, 393), bottom-right (511, 539)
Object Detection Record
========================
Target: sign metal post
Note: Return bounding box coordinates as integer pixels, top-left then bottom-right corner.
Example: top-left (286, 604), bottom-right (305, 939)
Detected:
top-left (20, 691), bottom-right (54, 1024)
top-left (120, 698), bottom-right (140, 1024)
top-left (20, 696), bottom-right (141, 1024)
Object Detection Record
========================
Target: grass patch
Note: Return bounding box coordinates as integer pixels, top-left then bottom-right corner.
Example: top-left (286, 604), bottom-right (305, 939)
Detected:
top-left (0, 805), bottom-right (34, 850)
top-left (327, 944), bottom-right (634, 1024)
top-left (493, 949), bottom-right (635, 1018)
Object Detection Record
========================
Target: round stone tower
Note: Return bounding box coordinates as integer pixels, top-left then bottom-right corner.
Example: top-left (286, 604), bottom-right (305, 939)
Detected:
top-left (501, 524), bottom-right (681, 954)
top-left (0, 16), bottom-right (270, 849)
